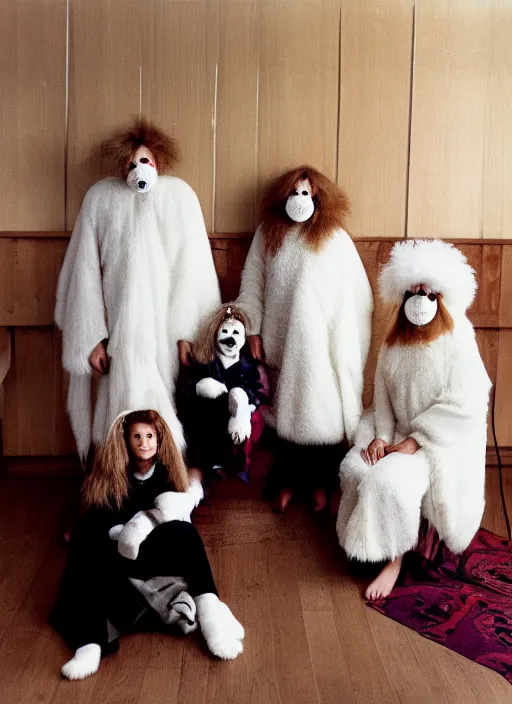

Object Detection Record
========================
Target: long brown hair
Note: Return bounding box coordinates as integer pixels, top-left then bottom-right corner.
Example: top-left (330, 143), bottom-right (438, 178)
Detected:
top-left (100, 117), bottom-right (179, 178)
top-left (261, 166), bottom-right (350, 256)
top-left (82, 410), bottom-right (189, 509)
top-left (385, 295), bottom-right (454, 347)
top-left (194, 304), bottom-right (248, 364)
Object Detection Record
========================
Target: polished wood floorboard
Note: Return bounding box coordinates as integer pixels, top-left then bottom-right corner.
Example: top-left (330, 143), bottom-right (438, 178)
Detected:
top-left (0, 453), bottom-right (510, 704)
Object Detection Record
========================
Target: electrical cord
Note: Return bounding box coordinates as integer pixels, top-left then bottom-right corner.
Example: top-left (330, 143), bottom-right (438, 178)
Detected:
top-left (491, 385), bottom-right (511, 541)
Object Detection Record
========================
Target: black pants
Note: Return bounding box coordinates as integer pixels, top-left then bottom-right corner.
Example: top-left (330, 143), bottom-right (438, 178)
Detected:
top-left (52, 519), bottom-right (217, 652)
top-left (265, 437), bottom-right (347, 499)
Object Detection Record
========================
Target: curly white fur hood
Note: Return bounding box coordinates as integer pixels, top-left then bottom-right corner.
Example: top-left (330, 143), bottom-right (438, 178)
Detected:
top-left (379, 239), bottom-right (477, 312)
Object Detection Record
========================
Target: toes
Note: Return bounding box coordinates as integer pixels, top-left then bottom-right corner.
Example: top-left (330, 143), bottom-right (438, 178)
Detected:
top-left (208, 635), bottom-right (244, 660)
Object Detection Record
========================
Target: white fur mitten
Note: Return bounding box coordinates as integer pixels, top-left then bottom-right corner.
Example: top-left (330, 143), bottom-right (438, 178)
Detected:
top-left (195, 593), bottom-right (244, 660)
top-left (196, 377), bottom-right (228, 399)
top-left (227, 387), bottom-right (252, 444)
top-left (112, 480), bottom-right (205, 560)
top-left (154, 479), bottom-right (204, 522)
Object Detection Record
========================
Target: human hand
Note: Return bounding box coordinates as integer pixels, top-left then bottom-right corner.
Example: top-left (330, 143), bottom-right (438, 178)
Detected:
top-left (361, 438), bottom-right (389, 466)
top-left (248, 335), bottom-right (264, 362)
top-left (89, 341), bottom-right (110, 374)
top-left (386, 437), bottom-right (420, 455)
top-left (178, 340), bottom-right (194, 366)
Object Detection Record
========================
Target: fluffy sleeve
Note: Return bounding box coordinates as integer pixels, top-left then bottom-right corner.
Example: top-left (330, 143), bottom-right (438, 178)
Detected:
top-left (168, 181), bottom-right (221, 343)
top-left (54, 189), bottom-right (108, 376)
top-left (331, 231), bottom-right (374, 443)
top-left (408, 330), bottom-right (491, 449)
top-left (236, 226), bottom-right (266, 336)
top-left (373, 348), bottom-right (396, 444)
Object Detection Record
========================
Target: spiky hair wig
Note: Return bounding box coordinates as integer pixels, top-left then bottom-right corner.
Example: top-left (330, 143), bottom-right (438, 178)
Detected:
top-left (100, 117), bottom-right (179, 178)
top-left (379, 239), bottom-right (477, 312)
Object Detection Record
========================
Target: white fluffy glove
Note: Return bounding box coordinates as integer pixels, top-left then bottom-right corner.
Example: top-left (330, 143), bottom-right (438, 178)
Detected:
top-left (196, 377), bottom-right (228, 399)
top-left (228, 387), bottom-right (252, 444)
top-left (110, 479), bottom-right (205, 560)
top-left (154, 479), bottom-right (204, 523)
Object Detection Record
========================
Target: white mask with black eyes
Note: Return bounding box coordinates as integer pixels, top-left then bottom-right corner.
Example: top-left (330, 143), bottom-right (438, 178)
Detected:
top-left (404, 290), bottom-right (438, 326)
top-left (285, 178), bottom-right (315, 223)
top-left (126, 146), bottom-right (158, 194)
top-left (216, 318), bottom-right (246, 368)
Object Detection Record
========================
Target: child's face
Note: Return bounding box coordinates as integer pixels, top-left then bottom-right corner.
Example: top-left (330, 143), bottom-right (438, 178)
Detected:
top-left (128, 422), bottom-right (158, 462)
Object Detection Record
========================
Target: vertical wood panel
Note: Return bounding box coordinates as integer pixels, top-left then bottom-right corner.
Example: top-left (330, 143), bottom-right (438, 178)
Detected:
top-left (339, 0), bottom-right (413, 238)
top-left (0, 0), bottom-right (66, 230)
top-left (498, 245), bottom-right (512, 327)
top-left (214, 0), bottom-right (259, 233)
top-left (3, 328), bottom-right (75, 456)
top-left (408, 0), bottom-right (491, 239)
top-left (67, 0), bottom-right (142, 226)
top-left (142, 0), bottom-right (218, 231)
top-left (257, 0), bottom-right (339, 196)
top-left (483, 0), bottom-right (512, 238)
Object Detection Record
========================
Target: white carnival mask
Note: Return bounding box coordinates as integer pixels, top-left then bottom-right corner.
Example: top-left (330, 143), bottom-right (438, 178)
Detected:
top-left (126, 146), bottom-right (158, 194)
top-left (404, 289), bottom-right (438, 326)
top-left (285, 178), bottom-right (315, 223)
top-left (216, 317), bottom-right (246, 365)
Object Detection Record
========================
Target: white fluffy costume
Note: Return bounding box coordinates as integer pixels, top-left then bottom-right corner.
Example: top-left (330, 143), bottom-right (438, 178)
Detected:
top-left (337, 240), bottom-right (491, 562)
top-left (237, 178), bottom-right (373, 447)
top-left (55, 129), bottom-right (220, 460)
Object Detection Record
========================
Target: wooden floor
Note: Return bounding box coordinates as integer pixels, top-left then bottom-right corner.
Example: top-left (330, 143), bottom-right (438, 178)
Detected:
top-left (0, 452), bottom-right (511, 704)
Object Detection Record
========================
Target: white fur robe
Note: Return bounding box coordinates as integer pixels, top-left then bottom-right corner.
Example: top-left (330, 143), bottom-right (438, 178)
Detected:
top-left (237, 226), bottom-right (373, 445)
top-left (55, 176), bottom-right (220, 459)
top-left (337, 317), bottom-right (491, 561)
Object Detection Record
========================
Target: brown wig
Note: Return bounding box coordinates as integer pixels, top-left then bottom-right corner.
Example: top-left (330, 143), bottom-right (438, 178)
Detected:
top-left (385, 294), bottom-right (454, 347)
top-left (194, 304), bottom-right (248, 365)
top-left (82, 410), bottom-right (189, 509)
top-left (261, 165), bottom-right (350, 256)
top-left (100, 117), bottom-right (179, 178)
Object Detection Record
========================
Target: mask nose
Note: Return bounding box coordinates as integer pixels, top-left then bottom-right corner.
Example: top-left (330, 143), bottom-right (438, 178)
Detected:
top-left (222, 337), bottom-right (236, 348)
top-left (417, 289), bottom-right (427, 296)
top-left (138, 181), bottom-right (147, 190)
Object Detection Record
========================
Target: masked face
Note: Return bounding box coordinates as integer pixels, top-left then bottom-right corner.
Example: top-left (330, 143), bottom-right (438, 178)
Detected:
top-left (128, 422), bottom-right (158, 462)
top-left (404, 287), bottom-right (438, 326)
top-left (126, 146), bottom-right (158, 193)
top-left (285, 178), bottom-right (315, 223)
top-left (216, 318), bottom-right (246, 361)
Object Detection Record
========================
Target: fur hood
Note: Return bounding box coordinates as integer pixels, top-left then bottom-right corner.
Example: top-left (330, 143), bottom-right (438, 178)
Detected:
top-left (379, 239), bottom-right (477, 312)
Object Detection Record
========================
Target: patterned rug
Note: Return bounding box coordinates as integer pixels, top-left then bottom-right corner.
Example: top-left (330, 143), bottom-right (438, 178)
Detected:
top-left (368, 528), bottom-right (512, 684)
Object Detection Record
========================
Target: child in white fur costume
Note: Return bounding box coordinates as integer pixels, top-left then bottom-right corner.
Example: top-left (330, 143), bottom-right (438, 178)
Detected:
top-left (336, 240), bottom-right (491, 601)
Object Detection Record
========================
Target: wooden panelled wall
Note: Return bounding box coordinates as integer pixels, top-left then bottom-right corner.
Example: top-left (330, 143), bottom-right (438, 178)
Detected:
top-left (1, 0), bottom-right (512, 458)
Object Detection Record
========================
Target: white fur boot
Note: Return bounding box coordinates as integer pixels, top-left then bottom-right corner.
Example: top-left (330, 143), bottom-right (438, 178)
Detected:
top-left (195, 593), bottom-right (244, 660)
top-left (61, 643), bottom-right (101, 680)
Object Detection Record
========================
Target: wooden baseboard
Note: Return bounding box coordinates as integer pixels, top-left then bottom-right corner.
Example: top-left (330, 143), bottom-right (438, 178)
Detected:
top-left (486, 447), bottom-right (512, 467)
top-left (2, 455), bottom-right (82, 477)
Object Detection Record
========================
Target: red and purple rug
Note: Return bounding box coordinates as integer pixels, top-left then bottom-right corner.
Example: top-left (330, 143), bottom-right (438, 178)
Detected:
top-left (368, 528), bottom-right (512, 684)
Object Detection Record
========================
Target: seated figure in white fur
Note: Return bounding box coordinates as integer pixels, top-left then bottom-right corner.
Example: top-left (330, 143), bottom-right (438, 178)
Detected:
top-left (336, 240), bottom-right (491, 601)
top-left (179, 304), bottom-right (267, 482)
top-left (52, 409), bottom-right (244, 681)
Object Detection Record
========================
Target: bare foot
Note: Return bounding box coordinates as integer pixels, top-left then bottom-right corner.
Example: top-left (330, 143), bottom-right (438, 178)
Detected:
top-left (313, 488), bottom-right (327, 512)
top-left (272, 489), bottom-right (293, 513)
top-left (365, 556), bottom-right (403, 601)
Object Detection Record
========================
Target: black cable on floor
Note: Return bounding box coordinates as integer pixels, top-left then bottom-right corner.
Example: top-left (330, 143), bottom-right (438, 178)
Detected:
top-left (491, 385), bottom-right (511, 541)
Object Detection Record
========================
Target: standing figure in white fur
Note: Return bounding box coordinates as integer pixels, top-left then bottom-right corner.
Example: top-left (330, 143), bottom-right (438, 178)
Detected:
top-left (336, 240), bottom-right (491, 601)
top-left (54, 119), bottom-right (220, 461)
top-left (237, 166), bottom-right (373, 512)
top-left (52, 409), bottom-right (244, 681)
